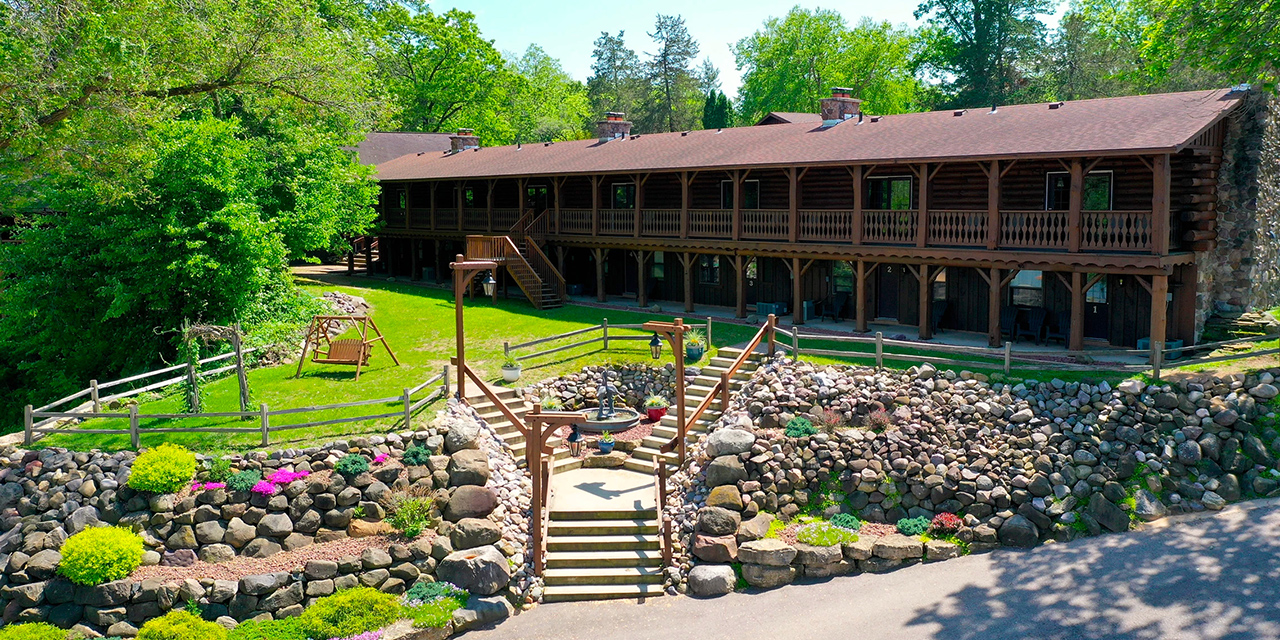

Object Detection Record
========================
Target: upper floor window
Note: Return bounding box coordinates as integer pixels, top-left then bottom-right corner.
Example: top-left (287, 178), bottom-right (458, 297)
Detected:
top-left (462, 187), bottom-right (476, 207)
top-left (1046, 171), bottom-right (1113, 210)
top-left (866, 176), bottom-right (914, 210)
top-left (721, 180), bottom-right (760, 209)
top-left (612, 183), bottom-right (635, 209)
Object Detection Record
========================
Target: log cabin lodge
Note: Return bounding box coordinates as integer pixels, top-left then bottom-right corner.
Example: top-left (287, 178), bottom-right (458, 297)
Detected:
top-left (368, 87), bottom-right (1278, 354)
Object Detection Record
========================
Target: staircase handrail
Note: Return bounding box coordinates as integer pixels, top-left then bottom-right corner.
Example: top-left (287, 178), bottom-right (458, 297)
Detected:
top-left (523, 237), bottom-right (567, 301)
top-left (465, 234), bottom-right (547, 308)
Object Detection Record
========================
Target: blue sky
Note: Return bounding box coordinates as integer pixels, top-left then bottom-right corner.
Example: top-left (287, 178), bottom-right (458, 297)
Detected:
top-left (432, 1), bottom-right (1069, 97)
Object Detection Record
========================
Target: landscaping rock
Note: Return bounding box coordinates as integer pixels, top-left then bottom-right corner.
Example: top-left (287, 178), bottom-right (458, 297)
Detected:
top-left (1088, 492), bottom-right (1131, 533)
top-left (435, 546), bottom-right (510, 596)
top-left (705, 455), bottom-right (747, 487)
top-left (447, 450), bottom-right (491, 486)
top-left (735, 513), bottom-right (774, 543)
top-left (687, 564), bottom-right (736, 597)
top-left (581, 451), bottom-right (628, 468)
top-left (696, 507), bottom-right (741, 536)
top-left (706, 428), bottom-right (756, 457)
top-left (451, 595), bottom-right (513, 632)
top-left (738, 538), bottom-right (797, 566)
top-left (705, 485), bottom-right (744, 511)
top-left (872, 534), bottom-right (924, 560)
top-left (997, 514), bottom-right (1039, 547)
top-left (692, 534), bottom-right (737, 563)
top-left (1133, 490), bottom-right (1168, 522)
top-left (740, 563), bottom-right (795, 589)
top-left (451, 518), bottom-right (502, 550)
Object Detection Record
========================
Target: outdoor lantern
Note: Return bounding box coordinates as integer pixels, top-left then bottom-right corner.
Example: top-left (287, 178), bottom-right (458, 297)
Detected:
top-left (481, 272), bottom-right (496, 297)
top-left (649, 332), bottom-right (663, 359)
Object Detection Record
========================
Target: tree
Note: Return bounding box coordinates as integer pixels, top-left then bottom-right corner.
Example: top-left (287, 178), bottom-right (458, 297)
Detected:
top-left (1131, 0), bottom-right (1276, 89)
top-left (505, 46), bottom-right (593, 143)
top-left (733, 8), bottom-right (924, 123)
top-left (914, 0), bottom-right (1055, 108)
top-left (640, 14), bottom-right (703, 132)
top-left (587, 31), bottom-right (645, 120)
top-left (702, 91), bottom-right (732, 129)
top-left (372, 2), bottom-right (509, 136)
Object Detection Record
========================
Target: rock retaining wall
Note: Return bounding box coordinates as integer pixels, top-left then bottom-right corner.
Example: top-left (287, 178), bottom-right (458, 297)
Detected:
top-left (523, 364), bottom-right (684, 410)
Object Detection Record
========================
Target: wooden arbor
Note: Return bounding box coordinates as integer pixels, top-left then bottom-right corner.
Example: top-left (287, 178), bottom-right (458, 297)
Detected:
top-left (642, 318), bottom-right (689, 461)
top-left (295, 316), bottom-right (400, 381)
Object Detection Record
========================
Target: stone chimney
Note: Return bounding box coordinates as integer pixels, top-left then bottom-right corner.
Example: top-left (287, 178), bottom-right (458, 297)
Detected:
top-left (820, 88), bottom-right (862, 125)
top-left (450, 128), bottom-right (480, 152)
top-left (596, 112), bottom-right (633, 141)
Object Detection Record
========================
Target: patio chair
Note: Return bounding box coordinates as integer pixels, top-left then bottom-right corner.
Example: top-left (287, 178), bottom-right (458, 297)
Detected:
top-left (931, 299), bottom-right (948, 334)
top-left (821, 292), bottom-right (850, 322)
top-left (1000, 307), bottom-right (1020, 342)
top-left (1045, 310), bottom-right (1070, 346)
top-left (1016, 307), bottom-right (1049, 344)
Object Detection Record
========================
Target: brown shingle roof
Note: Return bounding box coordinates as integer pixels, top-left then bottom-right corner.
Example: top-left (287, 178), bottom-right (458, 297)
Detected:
top-left (375, 89), bottom-right (1242, 181)
top-left (353, 132), bottom-right (454, 166)
top-left (756, 111), bottom-right (825, 125)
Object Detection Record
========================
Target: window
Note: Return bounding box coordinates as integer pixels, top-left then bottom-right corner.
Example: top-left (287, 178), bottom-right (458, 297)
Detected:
top-left (1045, 171), bottom-right (1114, 210)
top-left (462, 187), bottom-right (476, 207)
top-left (652, 252), bottom-right (665, 279)
top-left (720, 180), bottom-right (760, 209)
top-left (527, 185), bottom-right (548, 210)
top-left (699, 255), bottom-right (721, 285)
top-left (1086, 276), bottom-right (1107, 303)
top-left (866, 176), bottom-right (914, 210)
top-left (933, 268), bottom-right (947, 301)
top-left (1010, 270), bottom-right (1044, 307)
top-left (833, 261), bottom-right (853, 293)
top-left (612, 183), bottom-right (635, 209)
top-left (745, 257), bottom-right (758, 282)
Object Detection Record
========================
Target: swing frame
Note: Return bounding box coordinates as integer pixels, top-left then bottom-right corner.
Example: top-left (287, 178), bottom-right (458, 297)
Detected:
top-left (294, 315), bottom-right (400, 381)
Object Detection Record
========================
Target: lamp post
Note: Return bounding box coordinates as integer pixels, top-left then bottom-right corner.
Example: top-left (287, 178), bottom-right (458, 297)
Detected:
top-left (450, 254), bottom-right (498, 399)
top-left (642, 318), bottom-right (687, 461)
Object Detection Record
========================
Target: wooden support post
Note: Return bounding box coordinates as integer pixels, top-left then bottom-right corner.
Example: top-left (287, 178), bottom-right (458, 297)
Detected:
top-left (917, 264), bottom-right (932, 340)
top-left (347, 245), bottom-right (354, 275)
top-left (1069, 272), bottom-right (1085, 351)
top-left (590, 176), bottom-right (601, 237)
top-left (457, 180), bottom-right (466, 232)
top-left (855, 261), bottom-right (868, 332)
top-left (129, 405), bottom-right (139, 449)
top-left (720, 372), bottom-right (731, 410)
top-left (633, 174), bottom-right (644, 238)
top-left (90, 380), bottom-right (101, 413)
top-left (988, 266), bottom-right (1002, 347)
top-left (852, 165), bottom-right (864, 245)
top-left (554, 245), bottom-right (566, 278)
top-left (788, 168), bottom-right (799, 243)
top-left (767, 314), bottom-right (777, 354)
top-left (733, 255), bottom-right (747, 319)
top-left (1069, 159), bottom-right (1083, 252)
top-left (1152, 154), bottom-right (1170, 255)
top-left (1004, 342), bottom-right (1012, 374)
top-left (553, 178), bottom-right (562, 235)
top-left (987, 160), bottom-right (1000, 250)
top-left (916, 163), bottom-right (929, 248)
top-left (679, 172), bottom-right (691, 239)
top-left (875, 332), bottom-right (884, 370)
top-left (1150, 274), bottom-right (1169, 365)
top-left (706, 317), bottom-right (713, 349)
top-left (430, 182), bottom-right (437, 231)
top-left (680, 253), bottom-right (695, 313)
top-left (260, 403), bottom-right (270, 447)
top-left (23, 404), bottom-right (33, 446)
top-left (732, 170), bottom-right (743, 241)
top-left (635, 250), bottom-right (648, 307)
top-left (791, 257), bottom-right (804, 325)
top-left (602, 318), bottom-right (610, 350)
top-left (442, 365), bottom-right (450, 397)
top-left (486, 180), bottom-right (495, 233)
top-left (593, 248), bottom-right (608, 302)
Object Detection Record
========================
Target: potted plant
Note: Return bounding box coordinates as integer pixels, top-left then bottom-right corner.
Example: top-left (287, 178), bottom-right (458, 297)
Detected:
top-left (540, 393), bottom-right (563, 411)
top-left (643, 395), bottom-right (669, 422)
top-left (684, 329), bottom-right (706, 361)
top-left (501, 354), bottom-right (522, 383)
top-left (598, 432), bottom-right (616, 454)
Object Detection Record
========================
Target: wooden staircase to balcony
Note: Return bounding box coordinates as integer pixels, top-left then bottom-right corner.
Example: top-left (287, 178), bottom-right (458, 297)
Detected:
top-left (465, 211), bottom-right (566, 310)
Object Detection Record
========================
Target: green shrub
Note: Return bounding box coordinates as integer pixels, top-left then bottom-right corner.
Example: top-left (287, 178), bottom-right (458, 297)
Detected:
top-left (137, 611), bottom-right (228, 640)
top-left (404, 580), bottom-right (468, 605)
top-left (388, 494), bottom-right (434, 538)
top-left (335, 453), bottom-right (370, 477)
top-left (297, 587), bottom-right (401, 639)
top-left (402, 444), bottom-right (432, 467)
top-left (405, 581), bottom-right (469, 629)
top-left (785, 416), bottom-right (817, 438)
top-left (207, 458), bottom-right (233, 483)
top-left (58, 526), bottom-right (144, 585)
top-left (226, 617), bottom-right (308, 640)
top-left (127, 444), bottom-right (197, 493)
top-left (226, 469), bottom-right (261, 493)
top-left (830, 513), bottom-right (862, 531)
top-left (896, 516), bottom-right (930, 536)
top-left (0, 622), bottom-right (67, 640)
top-left (795, 522), bottom-right (858, 546)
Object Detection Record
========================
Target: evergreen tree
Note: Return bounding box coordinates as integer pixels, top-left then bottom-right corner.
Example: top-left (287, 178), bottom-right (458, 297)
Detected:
top-left (640, 14), bottom-right (703, 132)
top-left (587, 31), bottom-right (644, 120)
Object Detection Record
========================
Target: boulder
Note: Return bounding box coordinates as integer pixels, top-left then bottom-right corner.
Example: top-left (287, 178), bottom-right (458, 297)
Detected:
top-left (257, 513), bottom-right (294, 538)
top-left (435, 546), bottom-right (511, 596)
top-left (924, 539), bottom-right (961, 561)
top-left (692, 534), bottom-right (737, 563)
top-left (706, 428), bottom-right (756, 457)
top-left (1088, 492), bottom-right (1130, 533)
top-left (447, 450), bottom-right (491, 487)
top-left (740, 563), bottom-right (795, 589)
top-left (1133, 489), bottom-right (1168, 522)
top-left (872, 534), bottom-right (924, 560)
top-left (451, 596), bottom-right (513, 632)
top-left (793, 542), bottom-right (842, 566)
top-left (444, 486), bottom-right (498, 521)
top-left (706, 485), bottom-right (744, 511)
top-left (737, 538), bottom-right (796, 566)
top-left (198, 545), bottom-right (236, 564)
top-left (705, 455), bottom-right (747, 488)
top-left (696, 507), bottom-right (741, 536)
top-left (581, 451), bottom-right (628, 468)
top-left (997, 514), bottom-right (1039, 547)
top-left (451, 518), bottom-right (502, 550)
top-left (444, 416), bottom-right (481, 453)
top-left (736, 513), bottom-right (773, 543)
top-left (687, 564), bottom-right (736, 597)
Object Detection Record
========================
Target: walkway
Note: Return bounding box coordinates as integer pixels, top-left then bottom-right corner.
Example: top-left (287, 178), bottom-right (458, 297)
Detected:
top-left (471, 498), bottom-right (1280, 640)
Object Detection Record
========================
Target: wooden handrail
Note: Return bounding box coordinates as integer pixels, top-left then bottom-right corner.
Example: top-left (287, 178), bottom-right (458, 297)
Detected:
top-left (656, 456), bottom-right (672, 567)
top-left (456, 361), bottom-right (530, 440)
top-left (524, 238), bottom-right (567, 300)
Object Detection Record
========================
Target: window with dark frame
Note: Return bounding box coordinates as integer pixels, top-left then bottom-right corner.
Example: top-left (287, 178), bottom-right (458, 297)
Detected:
top-left (699, 255), bottom-right (721, 285)
top-left (652, 252), bottom-right (665, 279)
top-left (866, 176), bottom-right (914, 210)
top-left (720, 180), bottom-right (760, 209)
top-left (833, 261), bottom-right (853, 293)
top-left (1010, 270), bottom-right (1044, 307)
top-left (612, 183), bottom-right (635, 209)
top-left (1045, 171), bottom-right (1113, 210)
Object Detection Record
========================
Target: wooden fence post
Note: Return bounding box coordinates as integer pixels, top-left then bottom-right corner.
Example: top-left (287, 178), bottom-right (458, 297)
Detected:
top-left (602, 318), bottom-right (610, 351)
top-left (129, 405), bottom-right (140, 449)
top-left (706, 317), bottom-right (713, 350)
top-left (767, 314), bottom-right (776, 355)
top-left (23, 405), bottom-right (33, 447)
top-left (186, 361), bottom-right (201, 413)
top-left (721, 372), bottom-right (731, 409)
top-left (260, 404), bottom-right (270, 447)
top-left (503, 341), bottom-right (511, 361)
top-left (233, 322), bottom-right (249, 414)
top-left (875, 332), bottom-right (884, 370)
top-left (403, 388), bottom-right (412, 427)
top-left (1152, 341), bottom-right (1163, 380)
top-left (90, 380), bottom-right (100, 413)
top-left (442, 365), bottom-right (450, 399)
top-left (792, 327), bottom-right (799, 357)
top-left (1004, 342), bottom-right (1012, 375)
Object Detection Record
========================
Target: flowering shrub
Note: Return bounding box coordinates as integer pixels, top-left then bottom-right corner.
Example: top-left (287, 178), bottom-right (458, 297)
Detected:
top-left (930, 512), bottom-right (963, 535)
top-left (334, 633), bottom-right (383, 640)
top-left (192, 482), bottom-right (226, 492)
top-left (864, 409), bottom-right (892, 431)
top-left (374, 453), bottom-right (389, 465)
top-left (59, 526), bottom-right (144, 585)
top-left (265, 469), bottom-right (309, 485)
top-left (896, 515), bottom-right (930, 536)
top-left (336, 453), bottom-right (370, 477)
top-left (251, 480), bottom-right (278, 496)
top-left (226, 469), bottom-right (261, 493)
top-left (127, 444), bottom-right (197, 493)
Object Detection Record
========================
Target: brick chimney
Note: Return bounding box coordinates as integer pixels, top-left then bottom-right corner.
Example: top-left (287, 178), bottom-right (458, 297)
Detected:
top-left (820, 88), bottom-right (862, 125)
top-left (596, 112), bottom-right (632, 141)
top-left (449, 128), bottom-right (480, 152)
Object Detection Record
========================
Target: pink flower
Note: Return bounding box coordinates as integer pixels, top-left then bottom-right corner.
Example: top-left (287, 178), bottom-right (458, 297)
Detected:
top-left (203, 482), bottom-right (226, 490)
top-left (251, 480), bottom-right (278, 496)
top-left (191, 482), bottom-right (204, 491)
top-left (374, 453), bottom-right (389, 464)
top-left (266, 469), bottom-right (310, 485)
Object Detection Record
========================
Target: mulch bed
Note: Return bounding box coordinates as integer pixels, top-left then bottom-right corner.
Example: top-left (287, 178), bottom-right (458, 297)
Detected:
top-left (130, 533), bottom-right (426, 582)
top-left (773, 519), bottom-right (894, 546)
top-left (552, 418), bottom-right (657, 458)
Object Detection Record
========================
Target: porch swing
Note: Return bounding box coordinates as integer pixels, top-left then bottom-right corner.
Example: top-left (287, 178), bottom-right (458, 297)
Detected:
top-left (294, 315), bottom-right (400, 381)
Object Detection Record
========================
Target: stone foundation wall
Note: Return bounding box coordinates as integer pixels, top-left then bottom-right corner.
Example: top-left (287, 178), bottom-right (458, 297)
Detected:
top-left (1197, 91), bottom-right (1280, 336)
top-left (523, 364), bottom-right (683, 410)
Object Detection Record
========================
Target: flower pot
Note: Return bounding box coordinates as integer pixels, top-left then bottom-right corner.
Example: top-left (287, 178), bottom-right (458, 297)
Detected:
top-left (646, 407), bottom-right (668, 422)
top-left (686, 344), bottom-right (705, 361)
top-left (598, 440), bottom-right (615, 454)
top-left (501, 364), bottom-right (521, 383)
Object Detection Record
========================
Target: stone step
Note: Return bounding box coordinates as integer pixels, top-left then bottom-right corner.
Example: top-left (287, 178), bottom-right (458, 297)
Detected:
top-left (630, 447), bottom-right (681, 464)
top-left (545, 535), bottom-right (660, 552)
top-left (549, 508), bottom-right (658, 521)
top-left (546, 519), bottom-right (659, 536)
top-left (541, 583), bottom-right (666, 602)
top-left (542, 567), bottom-right (664, 586)
top-left (544, 550), bottom-right (663, 568)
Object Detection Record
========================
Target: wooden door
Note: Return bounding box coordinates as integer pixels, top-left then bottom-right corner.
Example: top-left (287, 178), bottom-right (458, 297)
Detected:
top-left (1085, 275), bottom-right (1109, 340)
top-left (877, 264), bottom-right (900, 320)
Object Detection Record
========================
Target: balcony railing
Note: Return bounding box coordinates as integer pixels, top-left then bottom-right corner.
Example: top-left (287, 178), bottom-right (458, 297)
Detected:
top-left (397, 207), bottom-right (1157, 254)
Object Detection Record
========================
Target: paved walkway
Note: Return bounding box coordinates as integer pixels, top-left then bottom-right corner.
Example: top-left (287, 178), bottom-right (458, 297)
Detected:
top-left (549, 468), bottom-right (655, 513)
top-left (469, 498), bottom-right (1280, 640)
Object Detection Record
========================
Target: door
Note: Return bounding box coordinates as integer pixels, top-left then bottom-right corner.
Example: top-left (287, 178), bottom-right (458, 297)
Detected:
top-left (877, 264), bottom-right (899, 320)
top-left (526, 186), bottom-right (549, 212)
top-left (745, 257), bottom-right (759, 306)
top-left (1084, 275), bottom-right (1109, 340)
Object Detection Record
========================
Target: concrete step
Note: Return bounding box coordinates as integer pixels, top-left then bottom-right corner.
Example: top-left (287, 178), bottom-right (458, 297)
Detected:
top-left (546, 535), bottom-right (660, 552)
top-left (630, 447), bottom-right (680, 464)
top-left (543, 567), bottom-right (665, 586)
top-left (550, 508), bottom-right (659, 521)
top-left (541, 583), bottom-right (666, 602)
top-left (545, 550), bottom-right (663, 568)
top-left (546, 519), bottom-right (659, 536)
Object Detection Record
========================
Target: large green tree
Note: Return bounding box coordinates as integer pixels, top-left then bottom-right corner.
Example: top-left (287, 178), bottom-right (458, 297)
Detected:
top-left (504, 46), bottom-right (593, 143)
top-left (1140, 0), bottom-right (1278, 89)
top-left (733, 8), bottom-right (925, 122)
top-left (639, 14), bottom-right (703, 132)
top-left (587, 30), bottom-right (645, 121)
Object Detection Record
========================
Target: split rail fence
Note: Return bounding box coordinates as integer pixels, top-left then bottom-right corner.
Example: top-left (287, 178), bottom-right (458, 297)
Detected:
top-left (503, 317), bottom-right (714, 363)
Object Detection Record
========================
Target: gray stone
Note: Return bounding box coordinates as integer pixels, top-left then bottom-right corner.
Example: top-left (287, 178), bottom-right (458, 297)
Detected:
top-left (925, 539), bottom-right (961, 561)
top-left (435, 545), bottom-right (511, 596)
top-left (705, 455), bottom-right (747, 488)
top-left (1133, 489), bottom-right (1168, 522)
top-left (740, 563), bottom-right (795, 589)
top-left (736, 513), bottom-right (774, 543)
top-left (447, 449), bottom-right (491, 487)
top-left (738, 538), bottom-right (796, 566)
top-left (794, 542), bottom-right (843, 565)
top-left (361, 547), bottom-right (393, 570)
top-left (304, 560), bottom-right (338, 580)
top-left (1202, 490), bottom-right (1227, 510)
top-left (224, 517), bottom-right (256, 548)
top-left (444, 416), bottom-right (481, 453)
top-left (1088, 492), bottom-right (1130, 533)
top-left (697, 506), bottom-right (741, 536)
top-left (198, 544), bottom-right (236, 564)
top-left (240, 573), bottom-right (287, 596)
top-left (26, 549), bottom-right (61, 580)
top-left (257, 513), bottom-right (294, 538)
top-left (692, 534), bottom-right (737, 563)
top-left (706, 428), bottom-right (756, 457)
top-left (451, 518), bottom-right (502, 549)
top-left (451, 595), bottom-right (513, 632)
top-left (998, 514), bottom-right (1039, 547)
top-left (444, 486), bottom-right (498, 521)
top-left (687, 564), bottom-right (736, 597)
top-left (872, 534), bottom-right (924, 559)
